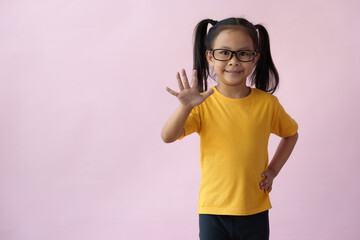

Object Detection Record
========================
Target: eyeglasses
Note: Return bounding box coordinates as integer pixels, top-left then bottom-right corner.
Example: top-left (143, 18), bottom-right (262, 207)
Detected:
top-left (211, 49), bottom-right (258, 62)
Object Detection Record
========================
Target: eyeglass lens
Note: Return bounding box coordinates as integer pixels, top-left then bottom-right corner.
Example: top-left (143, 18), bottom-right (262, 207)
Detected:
top-left (213, 49), bottom-right (256, 62)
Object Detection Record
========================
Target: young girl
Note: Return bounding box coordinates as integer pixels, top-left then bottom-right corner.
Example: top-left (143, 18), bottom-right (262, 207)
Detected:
top-left (161, 17), bottom-right (298, 240)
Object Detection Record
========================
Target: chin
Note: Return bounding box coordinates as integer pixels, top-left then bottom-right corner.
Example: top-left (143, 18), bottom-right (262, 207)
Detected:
top-left (221, 77), bottom-right (246, 85)
top-left (219, 81), bottom-right (245, 87)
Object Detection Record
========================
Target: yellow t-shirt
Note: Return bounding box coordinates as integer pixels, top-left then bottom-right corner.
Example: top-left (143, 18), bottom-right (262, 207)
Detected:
top-left (179, 86), bottom-right (298, 216)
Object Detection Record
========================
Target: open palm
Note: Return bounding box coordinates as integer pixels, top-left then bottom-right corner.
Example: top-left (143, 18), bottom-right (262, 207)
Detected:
top-left (166, 69), bottom-right (214, 107)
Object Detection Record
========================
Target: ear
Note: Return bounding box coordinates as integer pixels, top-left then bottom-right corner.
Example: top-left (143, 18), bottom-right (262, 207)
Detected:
top-left (206, 50), bottom-right (215, 67)
top-left (252, 52), bottom-right (260, 64)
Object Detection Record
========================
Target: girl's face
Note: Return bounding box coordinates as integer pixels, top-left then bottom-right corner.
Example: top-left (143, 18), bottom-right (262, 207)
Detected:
top-left (206, 28), bottom-right (259, 88)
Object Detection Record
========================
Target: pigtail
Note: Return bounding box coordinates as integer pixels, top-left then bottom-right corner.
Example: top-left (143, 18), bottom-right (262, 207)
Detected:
top-left (193, 19), bottom-right (212, 92)
top-left (251, 24), bottom-right (279, 94)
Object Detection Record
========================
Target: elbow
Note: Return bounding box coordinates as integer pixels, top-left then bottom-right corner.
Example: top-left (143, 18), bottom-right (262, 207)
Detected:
top-left (161, 131), bottom-right (175, 144)
top-left (162, 136), bottom-right (173, 144)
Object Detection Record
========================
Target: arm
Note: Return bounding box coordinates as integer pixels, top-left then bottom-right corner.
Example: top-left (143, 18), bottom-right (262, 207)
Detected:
top-left (161, 69), bottom-right (213, 143)
top-left (260, 132), bottom-right (299, 192)
top-left (161, 104), bottom-right (192, 143)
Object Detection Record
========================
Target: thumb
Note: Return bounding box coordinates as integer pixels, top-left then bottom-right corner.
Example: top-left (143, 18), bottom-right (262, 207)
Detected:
top-left (202, 88), bottom-right (214, 99)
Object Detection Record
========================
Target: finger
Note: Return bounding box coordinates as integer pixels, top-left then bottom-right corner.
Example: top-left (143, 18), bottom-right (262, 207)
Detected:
top-left (202, 89), bottom-right (214, 100)
top-left (176, 72), bottom-right (184, 91)
top-left (166, 87), bottom-right (179, 97)
top-left (259, 179), bottom-right (266, 186)
top-left (181, 69), bottom-right (190, 89)
top-left (262, 184), bottom-right (271, 191)
top-left (191, 69), bottom-right (198, 89)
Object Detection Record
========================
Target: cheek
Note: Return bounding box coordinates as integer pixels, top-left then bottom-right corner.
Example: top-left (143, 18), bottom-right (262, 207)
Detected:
top-left (213, 62), bottom-right (226, 70)
top-left (245, 63), bottom-right (256, 72)
top-left (213, 65), bottom-right (225, 75)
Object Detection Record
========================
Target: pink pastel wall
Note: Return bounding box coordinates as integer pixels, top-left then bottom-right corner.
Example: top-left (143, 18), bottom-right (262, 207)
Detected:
top-left (1, 0), bottom-right (359, 239)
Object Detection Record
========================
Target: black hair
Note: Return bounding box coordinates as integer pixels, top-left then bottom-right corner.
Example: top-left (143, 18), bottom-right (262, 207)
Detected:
top-left (193, 17), bottom-right (279, 94)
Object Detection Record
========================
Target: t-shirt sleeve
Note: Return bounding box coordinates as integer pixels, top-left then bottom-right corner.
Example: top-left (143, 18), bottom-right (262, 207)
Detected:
top-left (178, 106), bottom-right (201, 140)
top-left (270, 97), bottom-right (298, 138)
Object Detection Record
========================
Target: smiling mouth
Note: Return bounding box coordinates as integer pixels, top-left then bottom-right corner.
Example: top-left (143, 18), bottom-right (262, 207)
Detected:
top-left (225, 70), bottom-right (242, 75)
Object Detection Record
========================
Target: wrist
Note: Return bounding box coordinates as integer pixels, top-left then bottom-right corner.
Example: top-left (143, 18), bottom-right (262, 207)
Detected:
top-left (267, 166), bottom-right (278, 178)
top-left (179, 104), bottom-right (194, 113)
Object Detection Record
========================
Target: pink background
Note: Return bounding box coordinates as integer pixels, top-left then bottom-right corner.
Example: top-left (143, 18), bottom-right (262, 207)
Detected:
top-left (1, 0), bottom-right (359, 239)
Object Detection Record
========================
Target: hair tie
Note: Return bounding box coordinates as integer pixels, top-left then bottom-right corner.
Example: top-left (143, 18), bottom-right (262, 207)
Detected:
top-left (209, 19), bottom-right (218, 26)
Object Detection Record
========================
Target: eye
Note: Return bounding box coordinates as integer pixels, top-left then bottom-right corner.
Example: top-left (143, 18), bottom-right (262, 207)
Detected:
top-left (239, 51), bottom-right (249, 56)
top-left (219, 50), bottom-right (230, 55)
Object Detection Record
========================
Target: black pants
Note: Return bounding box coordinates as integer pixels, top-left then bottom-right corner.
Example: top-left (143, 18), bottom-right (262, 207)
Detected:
top-left (199, 210), bottom-right (269, 240)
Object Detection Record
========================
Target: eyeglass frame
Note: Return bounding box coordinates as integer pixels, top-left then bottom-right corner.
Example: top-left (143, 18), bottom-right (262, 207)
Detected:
top-left (210, 49), bottom-right (258, 62)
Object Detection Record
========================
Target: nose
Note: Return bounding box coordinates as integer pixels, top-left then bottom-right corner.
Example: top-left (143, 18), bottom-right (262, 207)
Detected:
top-left (228, 53), bottom-right (240, 66)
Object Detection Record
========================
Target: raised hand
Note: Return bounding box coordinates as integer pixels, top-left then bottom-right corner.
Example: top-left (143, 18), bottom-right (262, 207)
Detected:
top-left (166, 69), bottom-right (214, 108)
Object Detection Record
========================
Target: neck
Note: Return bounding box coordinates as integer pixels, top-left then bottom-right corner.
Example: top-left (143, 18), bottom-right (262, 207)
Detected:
top-left (216, 83), bottom-right (251, 99)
